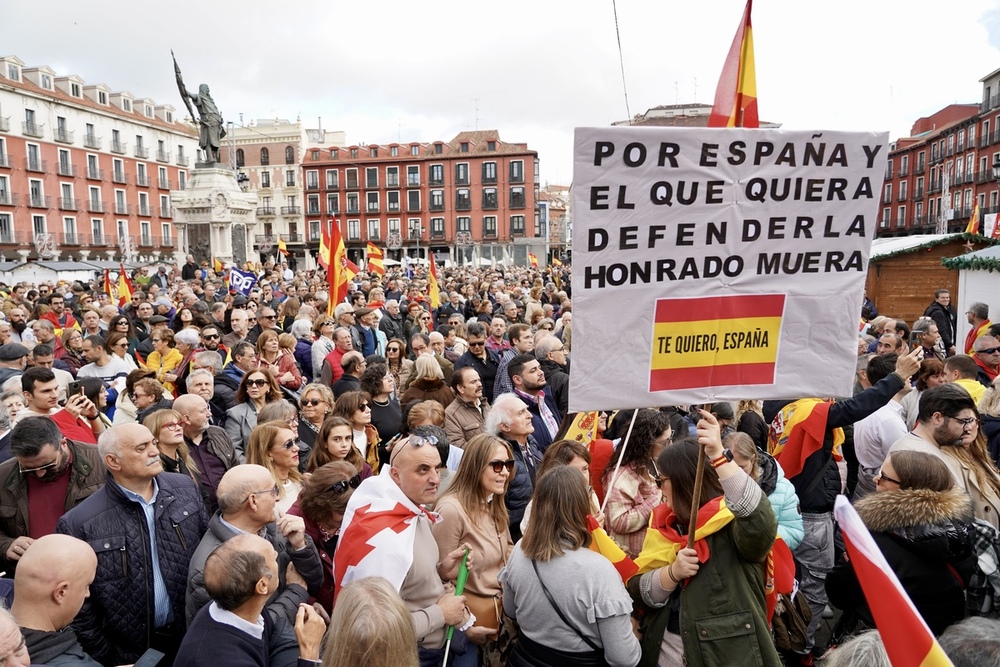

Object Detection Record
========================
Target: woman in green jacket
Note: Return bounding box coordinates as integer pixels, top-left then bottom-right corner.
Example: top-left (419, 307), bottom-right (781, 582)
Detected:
top-left (628, 411), bottom-right (781, 667)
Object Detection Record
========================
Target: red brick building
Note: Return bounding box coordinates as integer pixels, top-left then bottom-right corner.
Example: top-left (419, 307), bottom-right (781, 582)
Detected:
top-left (0, 55), bottom-right (198, 263)
top-left (303, 130), bottom-right (541, 266)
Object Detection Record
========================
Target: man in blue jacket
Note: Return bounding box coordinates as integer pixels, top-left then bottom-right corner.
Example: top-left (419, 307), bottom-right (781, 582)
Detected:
top-left (57, 423), bottom-right (208, 667)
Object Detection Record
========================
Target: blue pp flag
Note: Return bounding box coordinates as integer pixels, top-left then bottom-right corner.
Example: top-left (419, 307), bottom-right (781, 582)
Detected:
top-left (229, 267), bottom-right (257, 295)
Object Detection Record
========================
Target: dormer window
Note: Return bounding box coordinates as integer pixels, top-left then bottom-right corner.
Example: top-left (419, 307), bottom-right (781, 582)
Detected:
top-left (6, 65), bottom-right (19, 81)
top-left (165, 111), bottom-right (172, 123)
top-left (70, 83), bottom-right (81, 97)
top-left (460, 142), bottom-right (469, 153)
top-left (145, 106), bottom-right (153, 118)
top-left (98, 91), bottom-right (108, 105)
top-left (40, 74), bottom-right (52, 89)
top-left (410, 145), bottom-right (419, 156)
top-left (122, 99), bottom-right (131, 112)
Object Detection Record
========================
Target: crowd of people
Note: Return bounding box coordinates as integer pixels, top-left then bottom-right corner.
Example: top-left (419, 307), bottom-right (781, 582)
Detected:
top-left (0, 254), bottom-right (998, 667)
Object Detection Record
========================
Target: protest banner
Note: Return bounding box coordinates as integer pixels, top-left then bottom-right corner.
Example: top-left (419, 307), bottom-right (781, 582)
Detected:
top-left (569, 127), bottom-right (889, 410)
top-left (228, 267), bottom-right (257, 296)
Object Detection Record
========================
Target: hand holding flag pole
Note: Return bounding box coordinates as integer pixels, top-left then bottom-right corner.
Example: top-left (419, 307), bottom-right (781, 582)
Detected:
top-left (442, 547), bottom-right (470, 667)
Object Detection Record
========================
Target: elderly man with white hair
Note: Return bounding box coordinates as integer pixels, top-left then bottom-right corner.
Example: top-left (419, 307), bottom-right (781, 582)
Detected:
top-left (57, 423), bottom-right (208, 666)
top-left (485, 392), bottom-right (541, 542)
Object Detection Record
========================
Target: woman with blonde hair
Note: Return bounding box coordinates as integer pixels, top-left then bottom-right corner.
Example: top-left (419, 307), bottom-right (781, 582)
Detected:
top-left (399, 355), bottom-right (455, 409)
top-left (321, 577), bottom-right (418, 667)
top-left (144, 408), bottom-right (209, 508)
top-left (734, 399), bottom-right (768, 450)
top-left (432, 434), bottom-right (515, 663)
top-left (725, 432), bottom-right (804, 548)
top-left (246, 420), bottom-right (303, 514)
top-left (146, 328), bottom-right (182, 394)
top-left (298, 383), bottom-right (335, 452)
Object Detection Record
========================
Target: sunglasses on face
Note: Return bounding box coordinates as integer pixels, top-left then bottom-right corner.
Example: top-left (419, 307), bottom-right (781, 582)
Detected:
top-left (321, 320), bottom-right (336, 327)
top-left (488, 459), bottom-right (515, 473)
top-left (301, 398), bottom-right (325, 407)
top-left (979, 347), bottom-right (1000, 355)
top-left (329, 474), bottom-right (362, 495)
top-left (202, 334), bottom-right (220, 340)
top-left (247, 378), bottom-right (268, 387)
top-left (357, 403), bottom-right (371, 411)
top-left (386, 347), bottom-right (400, 353)
top-left (275, 439), bottom-right (297, 451)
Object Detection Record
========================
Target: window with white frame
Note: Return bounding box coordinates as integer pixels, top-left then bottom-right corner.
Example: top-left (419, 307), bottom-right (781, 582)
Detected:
top-left (388, 218), bottom-right (400, 235)
top-left (367, 219), bottom-right (380, 240)
top-left (0, 214), bottom-right (11, 242)
top-left (286, 170), bottom-right (295, 187)
top-left (483, 216), bottom-right (497, 236)
top-left (0, 175), bottom-right (8, 204)
top-left (511, 215), bottom-right (526, 235)
top-left (406, 165), bottom-right (420, 186)
top-left (306, 170), bottom-right (319, 189)
top-left (347, 193), bottom-right (359, 214)
top-left (346, 169), bottom-right (358, 189)
top-left (457, 217), bottom-right (471, 233)
top-left (367, 192), bottom-right (379, 213)
top-left (897, 205), bottom-right (906, 226)
top-left (407, 190), bottom-right (420, 212)
top-left (138, 192), bottom-right (149, 215)
top-left (347, 219), bottom-right (360, 240)
top-left (309, 220), bottom-right (320, 242)
top-left (455, 163), bottom-right (469, 185)
top-left (386, 166), bottom-right (399, 187)
top-left (366, 167), bottom-right (378, 189)
top-left (140, 220), bottom-right (151, 243)
top-left (327, 193), bottom-right (340, 214)
top-left (387, 191), bottom-right (400, 212)
top-left (162, 223), bottom-right (171, 241)
top-left (430, 190), bottom-right (444, 211)
top-left (261, 171), bottom-right (271, 188)
top-left (32, 215), bottom-right (46, 235)
top-left (430, 217), bottom-right (444, 237)
top-left (117, 220), bottom-right (127, 240)
top-left (307, 194), bottom-right (320, 215)
top-left (881, 208), bottom-right (890, 228)
top-left (63, 217), bottom-right (76, 241)
top-left (326, 170), bottom-right (338, 189)
top-left (510, 160), bottom-right (524, 183)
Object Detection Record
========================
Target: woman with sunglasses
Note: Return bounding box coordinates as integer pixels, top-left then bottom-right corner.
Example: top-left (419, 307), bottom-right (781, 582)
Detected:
top-left (287, 460), bottom-right (360, 611)
top-left (827, 450), bottom-right (975, 636)
top-left (110, 315), bottom-right (141, 355)
top-left (105, 332), bottom-right (139, 373)
top-left (226, 368), bottom-right (282, 461)
top-left (256, 330), bottom-right (303, 392)
top-left (432, 434), bottom-right (515, 664)
top-left (298, 383), bottom-right (335, 452)
top-left (259, 399), bottom-right (312, 474)
top-left (306, 415), bottom-right (374, 480)
top-left (144, 408), bottom-right (208, 508)
top-left (385, 338), bottom-right (414, 395)
top-left (331, 391), bottom-right (381, 474)
top-left (311, 315), bottom-right (338, 382)
top-left (246, 419), bottom-right (303, 514)
top-left (146, 329), bottom-right (183, 395)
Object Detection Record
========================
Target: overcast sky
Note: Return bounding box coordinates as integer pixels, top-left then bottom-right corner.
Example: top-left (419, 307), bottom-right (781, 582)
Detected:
top-left (6, 0), bottom-right (1000, 185)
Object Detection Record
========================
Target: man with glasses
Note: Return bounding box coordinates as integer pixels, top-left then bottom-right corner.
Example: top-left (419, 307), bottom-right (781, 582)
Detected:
top-left (246, 308), bottom-right (278, 346)
top-left (534, 334), bottom-right (570, 416)
top-left (199, 324), bottom-right (226, 356)
top-left (890, 383), bottom-right (981, 477)
top-left (185, 464), bottom-right (322, 626)
top-left (454, 322), bottom-right (499, 404)
top-left (174, 394), bottom-right (239, 513)
top-left (41, 294), bottom-right (78, 334)
top-left (0, 416), bottom-right (104, 573)
top-left (973, 335), bottom-right (1000, 386)
top-left (57, 423), bottom-right (207, 666)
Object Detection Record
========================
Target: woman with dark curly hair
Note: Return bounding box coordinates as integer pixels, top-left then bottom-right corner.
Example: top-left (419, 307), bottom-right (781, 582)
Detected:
top-left (360, 362), bottom-right (402, 448)
top-left (601, 409), bottom-right (673, 558)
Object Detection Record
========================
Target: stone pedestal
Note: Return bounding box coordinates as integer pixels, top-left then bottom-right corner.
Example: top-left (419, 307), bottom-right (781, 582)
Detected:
top-left (170, 165), bottom-right (258, 267)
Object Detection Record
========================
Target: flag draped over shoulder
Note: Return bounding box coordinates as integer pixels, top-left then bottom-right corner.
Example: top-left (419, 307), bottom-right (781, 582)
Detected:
top-left (634, 497), bottom-right (734, 574)
top-left (428, 252), bottom-right (441, 308)
top-left (708, 0), bottom-right (758, 128)
top-left (334, 471), bottom-right (440, 596)
top-left (367, 242), bottom-right (385, 276)
top-left (834, 496), bottom-right (954, 666)
top-left (587, 515), bottom-right (638, 582)
top-left (326, 220), bottom-right (348, 316)
top-left (965, 202), bottom-right (981, 235)
top-left (767, 399), bottom-right (843, 480)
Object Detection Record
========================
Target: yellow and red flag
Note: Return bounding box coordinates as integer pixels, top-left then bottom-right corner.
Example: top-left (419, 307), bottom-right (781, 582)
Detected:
top-left (551, 256), bottom-right (563, 267)
top-left (833, 497), bottom-right (954, 666)
top-left (367, 242), bottom-right (385, 276)
top-left (587, 515), bottom-right (638, 583)
top-left (650, 294), bottom-right (784, 392)
top-left (318, 226), bottom-right (332, 270)
top-left (277, 237), bottom-right (289, 256)
top-left (213, 257), bottom-right (223, 273)
top-left (767, 399), bottom-right (844, 480)
top-left (635, 497), bottom-right (735, 574)
top-left (563, 411), bottom-right (601, 445)
top-left (326, 220), bottom-right (348, 316)
top-left (965, 202), bottom-right (981, 235)
top-left (116, 264), bottom-right (133, 307)
top-left (102, 269), bottom-right (114, 298)
top-left (428, 252), bottom-right (441, 308)
top-left (528, 252), bottom-right (538, 268)
top-left (707, 0), bottom-right (758, 128)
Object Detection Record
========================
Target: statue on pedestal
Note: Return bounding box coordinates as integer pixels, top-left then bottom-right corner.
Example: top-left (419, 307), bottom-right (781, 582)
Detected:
top-left (171, 50), bottom-right (226, 163)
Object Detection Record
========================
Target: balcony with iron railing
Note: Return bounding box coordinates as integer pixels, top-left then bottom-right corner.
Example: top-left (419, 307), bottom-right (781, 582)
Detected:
top-left (257, 207), bottom-right (276, 216)
top-left (84, 134), bottom-right (101, 150)
top-left (898, 165), bottom-right (908, 177)
top-left (406, 179), bottom-right (421, 188)
top-left (482, 227), bottom-right (498, 239)
top-left (386, 202), bottom-right (400, 213)
top-left (137, 204), bottom-right (152, 217)
top-left (980, 94), bottom-right (1000, 114)
top-left (285, 234), bottom-right (304, 243)
top-left (136, 174), bottom-right (149, 187)
top-left (0, 153), bottom-right (7, 168)
top-left (306, 181), bottom-right (320, 191)
top-left (0, 117), bottom-right (8, 132)
top-left (407, 201), bottom-right (422, 212)
top-left (160, 206), bottom-right (172, 218)
top-left (22, 122), bottom-right (43, 138)
top-left (158, 178), bottom-right (171, 190)
top-left (26, 158), bottom-right (47, 173)
top-left (86, 167), bottom-right (104, 181)
top-left (455, 197), bottom-right (471, 212)
top-left (88, 200), bottom-right (106, 213)
top-left (156, 151), bottom-right (170, 163)
top-left (280, 206), bottom-right (301, 215)
top-left (367, 204), bottom-right (381, 214)
top-left (429, 201), bottom-right (445, 212)
top-left (57, 162), bottom-right (76, 177)
top-left (114, 202), bottom-right (130, 215)
top-left (59, 198), bottom-right (78, 211)
top-left (134, 146), bottom-right (149, 159)
top-left (898, 192), bottom-right (908, 202)
top-left (110, 140), bottom-right (127, 154)
top-left (428, 176), bottom-right (444, 187)
top-left (176, 154), bottom-right (188, 167)
top-left (54, 128), bottom-right (74, 144)
top-left (0, 192), bottom-right (16, 207)
top-left (307, 206), bottom-right (321, 216)
top-left (510, 194), bottom-right (526, 209)
top-left (0, 231), bottom-right (32, 244)
top-left (112, 171), bottom-right (129, 185)
top-left (60, 232), bottom-right (81, 246)
top-left (138, 235), bottom-right (154, 247)
top-left (912, 188), bottom-right (924, 201)
top-left (29, 195), bottom-right (51, 209)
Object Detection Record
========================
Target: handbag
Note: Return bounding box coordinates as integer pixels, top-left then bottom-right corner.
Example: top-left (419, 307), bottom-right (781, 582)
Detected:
top-left (772, 590), bottom-right (813, 653)
top-left (466, 591), bottom-right (501, 631)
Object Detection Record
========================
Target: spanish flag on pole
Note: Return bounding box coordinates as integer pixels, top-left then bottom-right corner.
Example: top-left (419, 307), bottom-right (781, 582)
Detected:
top-left (366, 242), bottom-right (385, 276)
top-left (277, 236), bottom-right (289, 256)
top-left (528, 252), bottom-right (538, 268)
top-left (213, 257), bottom-right (224, 273)
top-left (767, 399), bottom-right (844, 480)
top-left (318, 226), bottom-right (332, 270)
top-left (117, 264), bottom-right (133, 308)
top-left (103, 269), bottom-right (114, 298)
top-left (964, 202), bottom-right (981, 235)
top-left (834, 497), bottom-right (954, 666)
top-left (428, 252), bottom-right (441, 309)
top-left (326, 220), bottom-right (348, 316)
top-left (708, 0), bottom-right (758, 128)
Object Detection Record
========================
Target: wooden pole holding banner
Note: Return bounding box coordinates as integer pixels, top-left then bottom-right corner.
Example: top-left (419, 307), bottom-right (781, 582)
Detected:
top-left (598, 410), bottom-right (640, 516)
top-left (686, 442), bottom-right (707, 549)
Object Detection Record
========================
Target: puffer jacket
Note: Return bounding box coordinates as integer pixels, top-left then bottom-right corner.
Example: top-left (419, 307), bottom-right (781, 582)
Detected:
top-left (503, 434), bottom-right (542, 543)
top-left (826, 487), bottom-right (975, 635)
top-left (756, 451), bottom-right (804, 549)
top-left (56, 472), bottom-right (208, 666)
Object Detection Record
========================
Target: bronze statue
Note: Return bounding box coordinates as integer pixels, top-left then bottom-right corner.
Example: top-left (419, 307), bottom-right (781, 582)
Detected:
top-left (172, 50), bottom-right (226, 163)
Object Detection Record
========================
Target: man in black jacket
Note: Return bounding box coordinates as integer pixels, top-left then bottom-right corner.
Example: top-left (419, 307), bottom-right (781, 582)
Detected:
top-left (535, 335), bottom-right (569, 416)
top-left (57, 423), bottom-right (208, 667)
top-left (763, 346), bottom-right (921, 663)
top-left (924, 288), bottom-right (958, 357)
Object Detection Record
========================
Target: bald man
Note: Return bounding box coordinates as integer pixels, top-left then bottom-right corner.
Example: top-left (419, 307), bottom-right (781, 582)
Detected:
top-left (10, 534), bottom-right (100, 666)
top-left (174, 393), bottom-right (239, 513)
top-left (186, 464), bottom-right (322, 627)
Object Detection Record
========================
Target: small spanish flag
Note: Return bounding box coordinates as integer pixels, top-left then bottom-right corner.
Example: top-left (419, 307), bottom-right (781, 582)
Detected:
top-left (563, 412), bottom-right (600, 444)
top-left (116, 265), bottom-right (133, 308)
top-left (587, 515), bottom-right (638, 583)
top-left (366, 242), bottom-right (385, 276)
top-left (834, 497), bottom-right (954, 666)
top-left (767, 399), bottom-right (844, 480)
top-left (277, 237), bottom-right (288, 256)
top-left (650, 294), bottom-right (784, 392)
top-left (551, 256), bottom-right (563, 266)
top-left (213, 257), bottom-right (223, 273)
top-left (428, 252), bottom-right (441, 309)
top-left (708, 0), bottom-right (758, 128)
top-left (528, 252), bottom-right (538, 268)
top-left (965, 202), bottom-right (981, 235)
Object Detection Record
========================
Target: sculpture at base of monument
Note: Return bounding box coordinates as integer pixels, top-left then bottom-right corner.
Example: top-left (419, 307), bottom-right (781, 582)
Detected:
top-left (172, 50), bottom-right (226, 164)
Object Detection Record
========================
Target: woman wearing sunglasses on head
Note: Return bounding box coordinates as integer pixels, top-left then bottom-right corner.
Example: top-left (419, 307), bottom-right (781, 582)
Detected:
top-left (246, 419), bottom-right (303, 514)
top-left (431, 433), bottom-right (515, 666)
top-left (288, 460), bottom-right (360, 611)
top-left (226, 368), bottom-right (282, 461)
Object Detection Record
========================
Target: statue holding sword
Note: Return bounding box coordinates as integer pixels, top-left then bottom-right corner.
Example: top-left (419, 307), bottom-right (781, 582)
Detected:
top-left (172, 50), bottom-right (226, 163)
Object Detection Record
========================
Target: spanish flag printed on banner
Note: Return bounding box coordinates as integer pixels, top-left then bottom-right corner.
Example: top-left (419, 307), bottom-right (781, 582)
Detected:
top-left (587, 515), bottom-right (638, 583)
top-left (833, 497), bottom-right (954, 666)
top-left (649, 294), bottom-right (784, 392)
top-left (767, 399), bottom-right (843, 480)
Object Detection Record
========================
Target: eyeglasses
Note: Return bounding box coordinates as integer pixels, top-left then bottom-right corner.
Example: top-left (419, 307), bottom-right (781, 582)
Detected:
top-left (468, 341), bottom-right (485, 348)
top-left (946, 415), bottom-right (980, 428)
top-left (321, 320), bottom-right (336, 327)
top-left (328, 474), bottom-right (362, 495)
top-left (389, 433), bottom-right (440, 465)
top-left (875, 469), bottom-right (901, 486)
top-left (357, 403), bottom-right (371, 411)
top-left (301, 398), bottom-right (325, 407)
top-left (261, 315), bottom-right (276, 320)
top-left (18, 458), bottom-right (59, 475)
top-left (247, 378), bottom-right (269, 387)
top-left (978, 347), bottom-right (1000, 355)
top-left (274, 439), bottom-right (297, 451)
top-left (386, 347), bottom-right (400, 353)
top-left (161, 422), bottom-right (183, 431)
top-left (243, 484), bottom-right (280, 503)
top-left (487, 459), bottom-right (515, 473)
top-left (202, 333), bottom-right (220, 340)
top-left (114, 342), bottom-right (128, 349)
